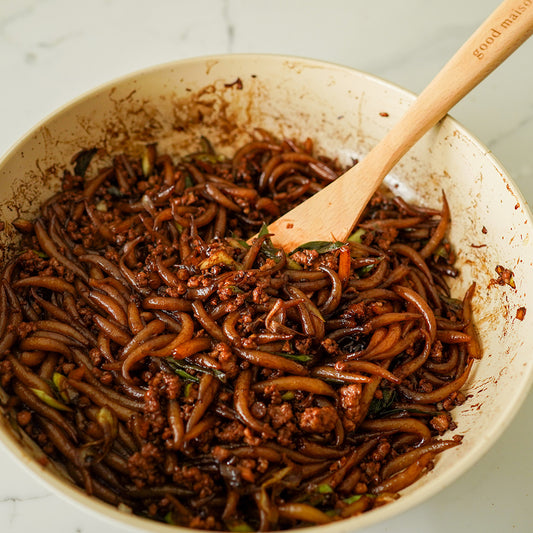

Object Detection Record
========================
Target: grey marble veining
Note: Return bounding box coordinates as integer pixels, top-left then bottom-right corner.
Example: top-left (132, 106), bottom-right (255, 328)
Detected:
top-left (0, 0), bottom-right (532, 531)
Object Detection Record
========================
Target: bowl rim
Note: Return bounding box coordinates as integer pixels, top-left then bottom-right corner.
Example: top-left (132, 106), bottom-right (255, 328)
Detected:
top-left (1, 52), bottom-right (533, 533)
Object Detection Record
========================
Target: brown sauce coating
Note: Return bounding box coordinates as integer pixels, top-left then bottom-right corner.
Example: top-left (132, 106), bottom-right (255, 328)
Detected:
top-left (0, 134), bottom-right (478, 530)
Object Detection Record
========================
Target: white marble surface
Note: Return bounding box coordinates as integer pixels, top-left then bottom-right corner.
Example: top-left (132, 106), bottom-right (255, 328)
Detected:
top-left (0, 0), bottom-right (532, 531)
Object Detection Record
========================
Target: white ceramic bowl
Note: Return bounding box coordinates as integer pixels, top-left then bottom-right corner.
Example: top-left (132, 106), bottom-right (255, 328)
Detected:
top-left (1, 54), bottom-right (532, 532)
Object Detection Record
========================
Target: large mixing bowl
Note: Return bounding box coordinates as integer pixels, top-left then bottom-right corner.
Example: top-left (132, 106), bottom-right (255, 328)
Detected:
top-left (0, 54), bottom-right (532, 532)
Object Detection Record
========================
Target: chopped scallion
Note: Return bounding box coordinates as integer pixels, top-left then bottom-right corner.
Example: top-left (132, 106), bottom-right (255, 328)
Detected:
top-left (348, 228), bottom-right (366, 244)
top-left (31, 388), bottom-right (71, 412)
top-left (276, 352), bottom-right (313, 363)
top-left (317, 483), bottom-right (334, 494)
top-left (290, 240), bottom-right (345, 255)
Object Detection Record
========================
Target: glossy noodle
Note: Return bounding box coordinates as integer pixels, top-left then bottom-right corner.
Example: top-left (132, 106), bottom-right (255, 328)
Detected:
top-left (0, 133), bottom-right (478, 531)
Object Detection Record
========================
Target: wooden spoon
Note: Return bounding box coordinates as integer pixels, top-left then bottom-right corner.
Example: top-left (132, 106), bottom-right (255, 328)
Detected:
top-left (267, 0), bottom-right (533, 251)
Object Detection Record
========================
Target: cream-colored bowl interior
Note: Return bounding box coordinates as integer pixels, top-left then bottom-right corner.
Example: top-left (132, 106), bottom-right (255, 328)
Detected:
top-left (1, 54), bottom-right (532, 532)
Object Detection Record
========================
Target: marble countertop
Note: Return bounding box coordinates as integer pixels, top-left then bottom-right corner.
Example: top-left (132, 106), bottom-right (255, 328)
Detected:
top-left (0, 0), bottom-right (532, 532)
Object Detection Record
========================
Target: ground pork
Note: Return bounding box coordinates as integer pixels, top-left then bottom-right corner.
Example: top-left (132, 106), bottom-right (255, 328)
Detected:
top-left (297, 405), bottom-right (338, 433)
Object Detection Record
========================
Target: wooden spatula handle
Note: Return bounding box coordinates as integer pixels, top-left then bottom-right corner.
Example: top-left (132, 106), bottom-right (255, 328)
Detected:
top-left (268, 0), bottom-right (533, 251)
top-left (374, 0), bottom-right (533, 177)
